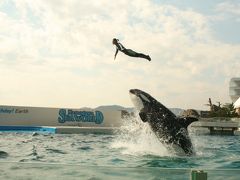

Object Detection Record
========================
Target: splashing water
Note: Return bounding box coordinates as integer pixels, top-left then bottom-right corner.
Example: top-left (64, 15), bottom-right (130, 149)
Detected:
top-left (111, 112), bottom-right (172, 157)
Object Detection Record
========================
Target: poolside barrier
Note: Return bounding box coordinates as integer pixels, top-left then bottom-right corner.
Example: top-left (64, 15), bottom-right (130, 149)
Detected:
top-left (191, 170), bottom-right (207, 180)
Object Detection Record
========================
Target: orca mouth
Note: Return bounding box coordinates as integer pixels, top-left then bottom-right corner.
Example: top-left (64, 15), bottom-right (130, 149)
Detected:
top-left (129, 90), bottom-right (144, 111)
top-left (129, 89), bottom-right (138, 95)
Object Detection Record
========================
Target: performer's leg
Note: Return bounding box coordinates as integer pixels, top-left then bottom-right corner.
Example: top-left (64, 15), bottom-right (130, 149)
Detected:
top-left (123, 49), bottom-right (138, 57)
top-left (136, 53), bottom-right (151, 61)
top-left (124, 49), bottom-right (151, 61)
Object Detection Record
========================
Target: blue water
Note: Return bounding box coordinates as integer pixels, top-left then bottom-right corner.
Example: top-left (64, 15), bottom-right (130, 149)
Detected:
top-left (0, 119), bottom-right (240, 179)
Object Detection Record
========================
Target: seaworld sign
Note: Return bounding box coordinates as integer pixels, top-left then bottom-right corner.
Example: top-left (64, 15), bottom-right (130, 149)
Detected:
top-left (58, 109), bottom-right (104, 124)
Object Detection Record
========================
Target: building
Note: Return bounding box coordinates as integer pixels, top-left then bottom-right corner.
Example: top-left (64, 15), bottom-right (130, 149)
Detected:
top-left (229, 77), bottom-right (240, 103)
top-left (234, 97), bottom-right (240, 116)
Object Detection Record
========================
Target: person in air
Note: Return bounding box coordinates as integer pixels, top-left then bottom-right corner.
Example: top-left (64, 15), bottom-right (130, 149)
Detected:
top-left (112, 38), bottom-right (151, 61)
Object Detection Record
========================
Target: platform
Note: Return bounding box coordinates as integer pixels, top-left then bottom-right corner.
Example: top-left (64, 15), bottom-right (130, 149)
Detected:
top-left (0, 125), bottom-right (119, 134)
top-left (191, 121), bottom-right (240, 135)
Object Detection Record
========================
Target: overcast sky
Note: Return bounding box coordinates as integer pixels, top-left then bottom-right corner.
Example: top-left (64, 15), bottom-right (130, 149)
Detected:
top-left (0, 0), bottom-right (240, 110)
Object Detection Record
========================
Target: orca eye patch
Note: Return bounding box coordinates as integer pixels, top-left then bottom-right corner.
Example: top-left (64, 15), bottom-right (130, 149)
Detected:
top-left (140, 94), bottom-right (150, 102)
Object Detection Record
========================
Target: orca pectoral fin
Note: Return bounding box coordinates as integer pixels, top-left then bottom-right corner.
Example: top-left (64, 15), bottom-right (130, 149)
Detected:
top-left (178, 116), bottom-right (198, 128)
top-left (139, 112), bottom-right (148, 122)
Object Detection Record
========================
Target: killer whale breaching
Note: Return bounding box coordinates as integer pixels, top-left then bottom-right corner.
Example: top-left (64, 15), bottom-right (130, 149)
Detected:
top-left (129, 89), bottom-right (198, 156)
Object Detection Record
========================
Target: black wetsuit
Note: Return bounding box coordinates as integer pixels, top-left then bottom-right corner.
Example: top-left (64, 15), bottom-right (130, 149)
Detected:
top-left (114, 41), bottom-right (151, 61)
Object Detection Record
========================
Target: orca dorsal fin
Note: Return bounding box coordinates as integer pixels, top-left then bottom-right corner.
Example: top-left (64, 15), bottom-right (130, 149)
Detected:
top-left (177, 116), bottom-right (198, 128)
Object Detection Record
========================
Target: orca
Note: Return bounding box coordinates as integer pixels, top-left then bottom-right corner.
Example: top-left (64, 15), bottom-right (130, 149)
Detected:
top-left (129, 89), bottom-right (198, 156)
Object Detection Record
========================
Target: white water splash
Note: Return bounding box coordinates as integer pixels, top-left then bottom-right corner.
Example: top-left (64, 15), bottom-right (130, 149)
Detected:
top-left (111, 113), bottom-right (172, 157)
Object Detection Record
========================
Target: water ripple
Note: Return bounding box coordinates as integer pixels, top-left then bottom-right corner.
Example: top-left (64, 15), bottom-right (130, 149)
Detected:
top-left (45, 148), bottom-right (67, 154)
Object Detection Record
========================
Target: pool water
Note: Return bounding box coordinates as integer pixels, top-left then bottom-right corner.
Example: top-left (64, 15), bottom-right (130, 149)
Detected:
top-left (0, 118), bottom-right (240, 179)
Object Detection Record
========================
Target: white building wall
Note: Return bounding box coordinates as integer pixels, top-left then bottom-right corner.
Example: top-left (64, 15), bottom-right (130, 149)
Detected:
top-left (229, 77), bottom-right (240, 102)
top-left (0, 105), bottom-right (125, 127)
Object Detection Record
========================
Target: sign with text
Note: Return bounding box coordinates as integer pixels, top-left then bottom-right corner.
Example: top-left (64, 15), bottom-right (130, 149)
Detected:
top-left (58, 109), bottom-right (104, 124)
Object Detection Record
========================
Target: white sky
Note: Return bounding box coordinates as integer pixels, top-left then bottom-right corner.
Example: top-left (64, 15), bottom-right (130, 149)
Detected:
top-left (0, 0), bottom-right (240, 110)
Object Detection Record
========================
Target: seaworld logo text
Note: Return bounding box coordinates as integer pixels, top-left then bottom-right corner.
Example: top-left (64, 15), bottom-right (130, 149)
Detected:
top-left (58, 109), bottom-right (104, 124)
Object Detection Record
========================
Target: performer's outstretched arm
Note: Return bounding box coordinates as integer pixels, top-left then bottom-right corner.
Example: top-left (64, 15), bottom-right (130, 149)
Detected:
top-left (114, 48), bottom-right (118, 60)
